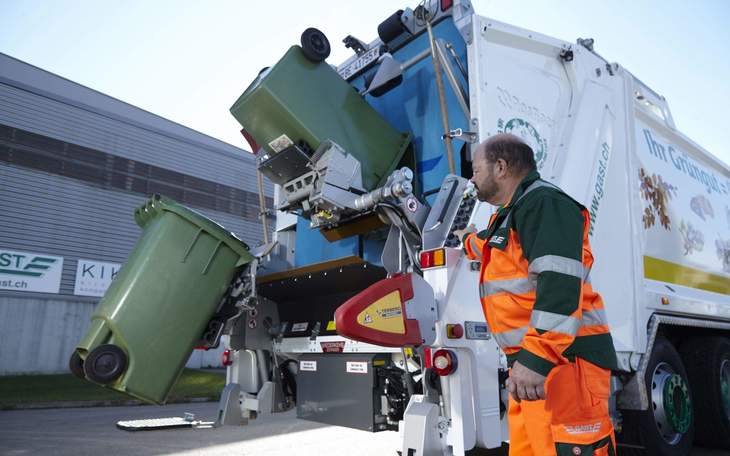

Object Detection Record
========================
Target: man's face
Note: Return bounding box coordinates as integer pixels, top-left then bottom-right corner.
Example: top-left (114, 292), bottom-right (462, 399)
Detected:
top-left (471, 155), bottom-right (499, 203)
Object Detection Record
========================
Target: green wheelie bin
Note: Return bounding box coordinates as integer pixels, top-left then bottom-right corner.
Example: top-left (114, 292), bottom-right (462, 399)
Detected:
top-left (70, 194), bottom-right (254, 404)
top-left (229, 44), bottom-right (412, 192)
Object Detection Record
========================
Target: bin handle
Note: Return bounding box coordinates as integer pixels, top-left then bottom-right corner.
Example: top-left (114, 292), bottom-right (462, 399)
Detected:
top-left (202, 240), bottom-right (223, 275)
top-left (182, 229), bottom-right (203, 263)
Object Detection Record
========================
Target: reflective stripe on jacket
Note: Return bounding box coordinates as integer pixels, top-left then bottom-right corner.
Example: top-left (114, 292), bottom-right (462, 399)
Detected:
top-left (464, 171), bottom-right (617, 376)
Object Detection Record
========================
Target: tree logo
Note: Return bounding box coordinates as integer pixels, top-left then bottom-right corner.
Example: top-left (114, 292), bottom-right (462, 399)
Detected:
top-left (497, 118), bottom-right (548, 170)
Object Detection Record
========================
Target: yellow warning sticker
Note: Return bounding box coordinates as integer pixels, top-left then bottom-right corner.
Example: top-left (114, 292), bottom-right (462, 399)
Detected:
top-left (356, 290), bottom-right (405, 334)
top-left (404, 347), bottom-right (413, 357)
top-left (326, 320), bottom-right (336, 331)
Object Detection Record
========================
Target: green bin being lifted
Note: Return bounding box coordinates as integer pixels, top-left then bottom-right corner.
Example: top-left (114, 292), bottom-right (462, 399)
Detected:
top-left (230, 45), bottom-right (411, 192)
top-left (71, 194), bottom-right (254, 404)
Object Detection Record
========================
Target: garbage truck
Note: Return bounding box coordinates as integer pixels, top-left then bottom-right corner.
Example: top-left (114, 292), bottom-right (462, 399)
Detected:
top-left (71, 1), bottom-right (730, 455)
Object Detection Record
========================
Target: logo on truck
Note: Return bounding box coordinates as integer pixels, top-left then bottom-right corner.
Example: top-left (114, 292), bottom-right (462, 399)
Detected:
top-left (497, 117), bottom-right (548, 170)
top-left (642, 129), bottom-right (727, 195)
top-left (496, 87), bottom-right (556, 128)
top-left (588, 142), bottom-right (611, 236)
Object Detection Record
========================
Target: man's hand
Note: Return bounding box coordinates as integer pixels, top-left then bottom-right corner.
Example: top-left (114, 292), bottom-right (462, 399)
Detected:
top-left (507, 361), bottom-right (547, 402)
top-left (453, 224), bottom-right (477, 244)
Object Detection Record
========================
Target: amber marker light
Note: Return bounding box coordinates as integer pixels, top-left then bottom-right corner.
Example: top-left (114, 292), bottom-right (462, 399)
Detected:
top-left (420, 248), bottom-right (446, 269)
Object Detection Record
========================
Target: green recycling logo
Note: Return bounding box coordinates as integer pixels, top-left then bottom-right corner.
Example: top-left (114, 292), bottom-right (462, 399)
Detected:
top-left (497, 118), bottom-right (548, 170)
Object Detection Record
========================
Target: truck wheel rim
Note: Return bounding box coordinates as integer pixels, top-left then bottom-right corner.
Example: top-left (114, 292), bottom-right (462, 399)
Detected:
top-left (721, 359), bottom-right (730, 420)
top-left (651, 362), bottom-right (690, 444)
top-left (663, 373), bottom-right (691, 434)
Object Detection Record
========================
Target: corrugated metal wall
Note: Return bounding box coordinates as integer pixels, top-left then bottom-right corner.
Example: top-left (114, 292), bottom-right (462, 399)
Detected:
top-left (0, 164), bottom-right (263, 297)
top-left (0, 55), bottom-right (272, 374)
top-left (0, 74), bottom-right (257, 191)
top-left (0, 297), bottom-right (94, 373)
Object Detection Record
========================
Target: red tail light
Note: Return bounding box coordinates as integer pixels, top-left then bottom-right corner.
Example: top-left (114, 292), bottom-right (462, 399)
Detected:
top-left (424, 347), bottom-right (433, 369)
top-left (420, 248), bottom-right (446, 269)
top-left (432, 349), bottom-right (457, 376)
top-left (221, 349), bottom-right (233, 367)
top-left (441, 0), bottom-right (453, 11)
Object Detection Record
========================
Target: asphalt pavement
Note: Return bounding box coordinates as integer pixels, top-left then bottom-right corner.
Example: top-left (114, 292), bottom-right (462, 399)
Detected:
top-left (0, 402), bottom-right (400, 456)
top-left (0, 402), bottom-right (726, 456)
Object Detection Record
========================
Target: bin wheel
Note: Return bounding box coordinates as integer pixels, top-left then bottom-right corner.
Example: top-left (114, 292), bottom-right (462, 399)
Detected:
top-left (83, 344), bottom-right (128, 385)
top-left (300, 27), bottom-right (330, 62)
top-left (680, 336), bottom-right (730, 449)
top-left (69, 351), bottom-right (85, 380)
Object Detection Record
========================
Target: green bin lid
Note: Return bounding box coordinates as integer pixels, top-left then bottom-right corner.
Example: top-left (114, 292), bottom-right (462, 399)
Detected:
top-left (134, 194), bottom-right (254, 263)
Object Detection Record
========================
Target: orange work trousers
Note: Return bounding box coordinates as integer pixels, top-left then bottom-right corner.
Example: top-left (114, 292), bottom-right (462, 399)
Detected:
top-left (508, 357), bottom-right (616, 456)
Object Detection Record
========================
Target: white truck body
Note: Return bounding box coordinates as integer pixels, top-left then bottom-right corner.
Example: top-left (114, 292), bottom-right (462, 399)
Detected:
top-left (466, 11), bottom-right (730, 357)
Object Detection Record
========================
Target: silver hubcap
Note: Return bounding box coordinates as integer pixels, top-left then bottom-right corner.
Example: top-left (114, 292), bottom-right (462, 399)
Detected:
top-left (651, 362), bottom-right (684, 445)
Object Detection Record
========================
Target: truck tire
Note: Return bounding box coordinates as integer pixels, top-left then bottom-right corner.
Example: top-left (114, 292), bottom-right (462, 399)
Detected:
top-left (679, 336), bottom-right (730, 449)
top-left (619, 337), bottom-right (694, 456)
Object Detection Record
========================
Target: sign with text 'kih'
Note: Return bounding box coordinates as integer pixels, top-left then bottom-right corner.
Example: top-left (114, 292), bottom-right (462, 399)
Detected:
top-left (0, 248), bottom-right (64, 293)
top-left (74, 259), bottom-right (122, 297)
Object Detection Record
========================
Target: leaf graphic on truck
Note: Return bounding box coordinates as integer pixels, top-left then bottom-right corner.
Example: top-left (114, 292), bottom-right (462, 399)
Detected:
top-left (716, 238), bottom-right (730, 273)
top-left (678, 220), bottom-right (704, 255)
top-left (690, 195), bottom-right (714, 221)
top-left (639, 168), bottom-right (677, 230)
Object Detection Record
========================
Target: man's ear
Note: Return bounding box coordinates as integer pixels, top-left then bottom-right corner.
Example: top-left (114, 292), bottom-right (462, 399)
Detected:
top-left (495, 158), bottom-right (509, 178)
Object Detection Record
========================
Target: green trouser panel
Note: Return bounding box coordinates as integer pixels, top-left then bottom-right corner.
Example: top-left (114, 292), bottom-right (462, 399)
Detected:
top-left (555, 435), bottom-right (615, 456)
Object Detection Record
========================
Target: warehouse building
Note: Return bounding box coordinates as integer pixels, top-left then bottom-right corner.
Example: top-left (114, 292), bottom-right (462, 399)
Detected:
top-left (0, 52), bottom-right (271, 374)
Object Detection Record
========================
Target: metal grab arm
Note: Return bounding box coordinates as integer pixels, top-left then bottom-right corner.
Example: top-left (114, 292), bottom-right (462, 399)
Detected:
top-left (353, 167), bottom-right (414, 211)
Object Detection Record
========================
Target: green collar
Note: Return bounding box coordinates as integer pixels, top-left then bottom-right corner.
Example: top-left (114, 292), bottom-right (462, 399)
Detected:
top-left (503, 170), bottom-right (541, 210)
top-left (485, 170), bottom-right (541, 235)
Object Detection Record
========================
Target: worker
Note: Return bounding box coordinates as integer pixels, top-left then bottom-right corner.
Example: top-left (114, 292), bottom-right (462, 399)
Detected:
top-left (454, 133), bottom-right (619, 456)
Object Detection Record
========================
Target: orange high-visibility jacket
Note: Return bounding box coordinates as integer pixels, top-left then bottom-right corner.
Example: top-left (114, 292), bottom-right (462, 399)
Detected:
top-left (463, 171), bottom-right (617, 376)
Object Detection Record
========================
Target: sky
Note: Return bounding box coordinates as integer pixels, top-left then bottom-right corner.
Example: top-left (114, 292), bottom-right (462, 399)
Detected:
top-left (1, 1), bottom-right (729, 163)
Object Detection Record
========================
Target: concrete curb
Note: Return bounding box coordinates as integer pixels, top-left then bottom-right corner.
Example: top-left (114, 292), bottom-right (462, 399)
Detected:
top-left (2, 397), bottom-right (215, 411)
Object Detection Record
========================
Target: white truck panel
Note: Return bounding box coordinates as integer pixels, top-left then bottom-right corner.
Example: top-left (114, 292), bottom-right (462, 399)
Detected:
top-left (468, 11), bottom-right (730, 360)
top-left (424, 246), bottom-right (504, 449)
top-left (633, 108), bottom-right (730, 322)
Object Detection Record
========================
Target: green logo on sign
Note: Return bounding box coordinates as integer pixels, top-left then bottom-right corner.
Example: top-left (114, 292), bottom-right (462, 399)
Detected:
top-left (497, 118), bottom-right (548, 170)
top-left (0, 252), bottom-right (57, 277)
